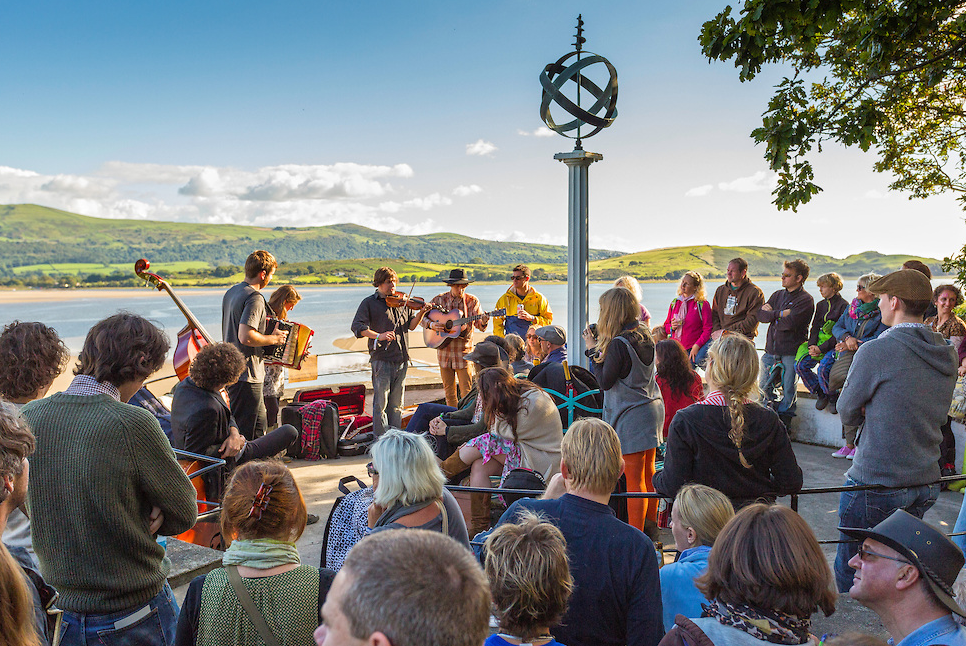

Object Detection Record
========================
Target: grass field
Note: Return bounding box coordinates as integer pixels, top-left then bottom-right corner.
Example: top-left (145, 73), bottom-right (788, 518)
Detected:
top-left (12, 261), bottom-right (211, 275)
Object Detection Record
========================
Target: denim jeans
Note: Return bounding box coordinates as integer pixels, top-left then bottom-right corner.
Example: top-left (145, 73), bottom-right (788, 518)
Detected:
top-left (953, 494), bottom-right (966, 554)
top-left (759, 353), bottom-right (799, 415)
top-left (816, 351), bottom-right (839, 396)
top-left (795, 354), bottom-right (821, 394)
top-left (693, 339), bottom-right (712, 368)
top-left (834, 476), bottom-right (939, 592)
top-left (60, 582), bottom-right (178, 646)
top-left (371, 360), bottom-right (407, 436)
top-left (226, 380), bottom-right (266, 440)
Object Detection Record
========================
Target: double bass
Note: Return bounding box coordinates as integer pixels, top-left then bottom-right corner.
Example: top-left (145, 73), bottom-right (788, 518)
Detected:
top-left (134, 258), bottom-right (213, 380)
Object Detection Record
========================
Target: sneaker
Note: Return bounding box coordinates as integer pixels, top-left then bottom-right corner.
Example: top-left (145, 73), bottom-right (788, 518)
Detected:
top-left (827, 400), bottom-right (837, 415)
top-left (846, 447), bottom-right (856, 460)
top-left (815, 394), bottom-right (828, 411)
top-left (832, 446), bottom-right (851, 458)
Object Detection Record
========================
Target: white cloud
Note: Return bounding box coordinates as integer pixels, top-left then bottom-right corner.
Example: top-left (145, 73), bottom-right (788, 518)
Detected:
top-left (466, 139), bottom-right (497, 156)
top-left (516, 127), bottom-right (555, 138)
top-left (717, 171), bottom-right (777, 193)
top-left (453, 184), bottom-right (482, 197)
top-left (864, 189), bottom-right (889, 199)
top-left (0, 161), bottom-right (463, 235)
top-left (685, 184), bottom-right (713, 197)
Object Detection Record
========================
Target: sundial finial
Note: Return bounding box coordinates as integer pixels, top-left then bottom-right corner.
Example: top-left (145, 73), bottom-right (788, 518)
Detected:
top-left (573, 15), bottom-right (585, 52)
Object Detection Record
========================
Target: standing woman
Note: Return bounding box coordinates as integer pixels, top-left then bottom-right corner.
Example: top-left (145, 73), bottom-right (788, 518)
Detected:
top-left (926, 284), bottom-right (966, 479)
top-left (660, 271), bottom-right (713, 366)
top-left (615, 275), bottom-right (652, 326)
top-left (263, 285), bottom-right (302, 427)
top-left (583, 287), bottom-right (665, 536)
top-left (655, 339), bottom-right (704, 443)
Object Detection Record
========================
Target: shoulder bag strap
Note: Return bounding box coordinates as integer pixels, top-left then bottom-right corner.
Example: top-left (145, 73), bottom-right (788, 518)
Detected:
top-left (226, 566), bottom-right (282, 646)
top-left (435, 498), bottom-right (448, 536)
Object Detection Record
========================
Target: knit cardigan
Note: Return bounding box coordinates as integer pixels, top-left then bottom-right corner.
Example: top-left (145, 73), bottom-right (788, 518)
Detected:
top-left (22, 393), bottom-right (197, 613)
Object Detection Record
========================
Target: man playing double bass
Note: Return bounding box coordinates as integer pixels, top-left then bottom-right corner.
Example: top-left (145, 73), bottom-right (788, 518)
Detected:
top-left (426, 269), bottom-right (489, 407)
top-left (351, 267), bottom-right (431, 437)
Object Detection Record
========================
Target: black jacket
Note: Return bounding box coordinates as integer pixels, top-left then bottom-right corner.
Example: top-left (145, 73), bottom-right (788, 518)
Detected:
top-left (171, 377), bottom-right (236, 499)
top-left (757, 287), bottom-right (815, 356)
top-left (653, 403), bottom-right (803, 508)
top-left (809, 293), bottom-right (849, 353)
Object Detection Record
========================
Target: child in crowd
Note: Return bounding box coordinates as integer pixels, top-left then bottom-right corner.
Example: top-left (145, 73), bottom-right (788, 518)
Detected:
top-left (484, 510), bottom-right (574, 646)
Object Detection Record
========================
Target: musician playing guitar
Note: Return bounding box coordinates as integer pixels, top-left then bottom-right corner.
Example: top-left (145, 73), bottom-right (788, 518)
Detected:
top-left (425, 269), bottom-right (490, 407)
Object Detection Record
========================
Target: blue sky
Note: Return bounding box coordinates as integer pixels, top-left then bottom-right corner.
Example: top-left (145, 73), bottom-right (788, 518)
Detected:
top-left (2, 1), bottom-right (962, 260)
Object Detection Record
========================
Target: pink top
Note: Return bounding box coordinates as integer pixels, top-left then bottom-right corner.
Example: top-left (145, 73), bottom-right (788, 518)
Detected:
top-left (662, 298), bottom-right (712, 350)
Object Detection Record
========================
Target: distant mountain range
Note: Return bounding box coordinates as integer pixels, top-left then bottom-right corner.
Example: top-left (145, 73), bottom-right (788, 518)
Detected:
top-left (0, 203), bottom-right (947, 280)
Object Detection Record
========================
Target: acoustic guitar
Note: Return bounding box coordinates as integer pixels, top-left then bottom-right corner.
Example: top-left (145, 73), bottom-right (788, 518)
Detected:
top-left (423, 308), bottom-right (506, 349)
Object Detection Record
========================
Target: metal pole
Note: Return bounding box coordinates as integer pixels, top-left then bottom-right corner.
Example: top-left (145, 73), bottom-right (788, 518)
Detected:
top-left (554, 148), bottom-right (602, 367)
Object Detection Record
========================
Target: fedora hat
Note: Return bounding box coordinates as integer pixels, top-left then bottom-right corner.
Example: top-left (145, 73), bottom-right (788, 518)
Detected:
top-left (443, 268), bottom-right (473, 285)
top-left (839, 509), bottom-right (966, 617)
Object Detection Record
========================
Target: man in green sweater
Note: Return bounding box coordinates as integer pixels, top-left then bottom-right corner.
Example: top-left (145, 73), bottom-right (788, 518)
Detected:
top-left (22, 313), bottom-right (197, 646)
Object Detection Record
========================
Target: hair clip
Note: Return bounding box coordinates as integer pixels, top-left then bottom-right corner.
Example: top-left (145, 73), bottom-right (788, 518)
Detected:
top-left (247, 483), bottom-right (274, 520)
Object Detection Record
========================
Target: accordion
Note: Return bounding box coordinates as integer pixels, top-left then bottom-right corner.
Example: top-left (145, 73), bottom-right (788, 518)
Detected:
top-left (264, 319), bottom-right (314, 369)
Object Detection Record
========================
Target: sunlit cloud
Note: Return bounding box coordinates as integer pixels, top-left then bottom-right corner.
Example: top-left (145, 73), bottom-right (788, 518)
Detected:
top-left (685, 184), bottom-right (713, 197)
top-left (517, 127), bottom-right (556, 138)
top-left (466, 139), bottom-right (498, 156)
top-left (453, 184), bottom-right (482, 197)
top-left (718, 170), bottom-right (777, 193)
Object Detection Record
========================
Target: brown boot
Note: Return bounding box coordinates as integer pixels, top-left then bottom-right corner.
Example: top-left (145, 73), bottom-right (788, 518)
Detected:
top-left (439, 452), bottom-right (471, 480)
top-left (470, 492), bottom-right (491, 536)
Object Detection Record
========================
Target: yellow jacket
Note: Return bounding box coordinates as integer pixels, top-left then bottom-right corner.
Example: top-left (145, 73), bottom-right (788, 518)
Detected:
top-left (494, 286), bottom-right (553, 337)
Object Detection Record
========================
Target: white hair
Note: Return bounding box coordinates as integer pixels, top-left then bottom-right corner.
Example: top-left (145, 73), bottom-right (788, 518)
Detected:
top-left (370, 429), bottom-right (445, 508)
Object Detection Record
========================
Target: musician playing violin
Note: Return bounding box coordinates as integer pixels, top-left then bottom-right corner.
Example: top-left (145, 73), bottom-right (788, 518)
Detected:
top-left (425, 268), bottom-right (490, 407)
top-left (351, 267), bottom-right (432, 437)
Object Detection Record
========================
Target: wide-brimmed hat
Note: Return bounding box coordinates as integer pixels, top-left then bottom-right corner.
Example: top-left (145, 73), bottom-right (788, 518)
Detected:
top-left (535, 325), bottom-right (566, 346)
top-left (463, 341), bottom-right (507, 369)
top-left (839, 509), bottom-right (966, 617)
top-left (443, 268), bottom-right (473, 285)
top-left (866, 269), bottom-right (932, 301)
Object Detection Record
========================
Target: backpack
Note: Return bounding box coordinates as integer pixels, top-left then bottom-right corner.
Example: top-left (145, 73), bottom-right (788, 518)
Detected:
top-left (321, 476), bottom-right (374, 570)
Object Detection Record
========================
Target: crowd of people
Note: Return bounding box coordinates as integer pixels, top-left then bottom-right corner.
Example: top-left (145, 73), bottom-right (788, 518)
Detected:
top-left (1, 249), bottom-right (966, 646)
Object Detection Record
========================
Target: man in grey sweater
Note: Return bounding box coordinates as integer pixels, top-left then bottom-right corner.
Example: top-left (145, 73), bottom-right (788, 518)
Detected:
top-left (833, 269), bottom-right (957, 592)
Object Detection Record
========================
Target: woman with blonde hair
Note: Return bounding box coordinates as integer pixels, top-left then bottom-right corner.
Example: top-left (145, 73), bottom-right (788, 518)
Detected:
top-left (659, 504), bottom-right (836, 645)
top-left (615, 275), bottom-right (651, 325)
top-left (583, 287), bottom-right (664, 537)
top-left (660, 484), bottom-right (735, 630)
top-left (175, 460), bottom-right (334, 646)
top-left (0, 542), bottom-right (39, 646)
top-left (484, 511), bottom-right (574, 646)
top-left (659, 271), bottom-right (712, 366)
top-left (367, 429), bottom-right (470, 546)
top-left (654, 334), bottom-right (802, 509)
top-left (264, 284), bottom-right (303, 427)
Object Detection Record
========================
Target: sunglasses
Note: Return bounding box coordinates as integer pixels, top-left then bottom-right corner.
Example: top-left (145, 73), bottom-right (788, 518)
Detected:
top-left (856, 545), bottom-right (910, 565)
top-left (857, 285), bottom-right (867, 291)
top-left (366, 462), bottom-right (378, 478)
top-left (511, 275), bottom-right (526, 281)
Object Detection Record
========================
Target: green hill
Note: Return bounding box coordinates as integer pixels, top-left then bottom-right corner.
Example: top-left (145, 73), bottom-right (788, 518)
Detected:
top-left (0, 204), bottom-right (948, 286)
top-left (0, 204), bottom-right (619, 268)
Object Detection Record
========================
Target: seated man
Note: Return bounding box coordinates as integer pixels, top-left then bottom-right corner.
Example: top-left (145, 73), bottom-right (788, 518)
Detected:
top-left (534, 325), bottom-right (567, 364)
top-left (314, 529), bottom-right (490, 646)
top-left (495, 417), bottom-right (664, 646)
top-left (841, 510), bottom-right (966, 645)
top-left (21, 313), bottom-right (197, 646)
top-left (170, 342), bottom-right (299, 501)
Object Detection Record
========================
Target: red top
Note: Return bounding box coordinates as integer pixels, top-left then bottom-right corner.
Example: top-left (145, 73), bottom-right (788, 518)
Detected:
top-left (657, 372), bottom-right (704, 441)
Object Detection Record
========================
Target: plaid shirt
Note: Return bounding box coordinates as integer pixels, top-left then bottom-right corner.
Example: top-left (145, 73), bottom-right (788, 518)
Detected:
top-left (64, 374), bottom-right (121, 401)
top-left (428, 291), bottom-right (484, 369)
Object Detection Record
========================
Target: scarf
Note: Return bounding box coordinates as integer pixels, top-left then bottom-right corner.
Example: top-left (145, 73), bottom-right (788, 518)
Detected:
top-left (702, 599), bottom-right (811, 645)
top-left (847, 297), bottom-right (879, 320)
top-left (222, 538), bottom-right (301, 569)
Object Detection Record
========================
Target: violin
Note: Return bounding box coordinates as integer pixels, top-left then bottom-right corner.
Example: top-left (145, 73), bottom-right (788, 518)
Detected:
top-left (135, 259), bottom-right (213, 381)
top-left (385, 291), bottom-right (433, 310)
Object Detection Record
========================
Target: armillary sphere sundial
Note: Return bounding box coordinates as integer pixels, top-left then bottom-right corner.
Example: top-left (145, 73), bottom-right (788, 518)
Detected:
top-left (540, 16), bottom-right (619, 366)
top-left (539, 15), bottom-right (618, 150)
